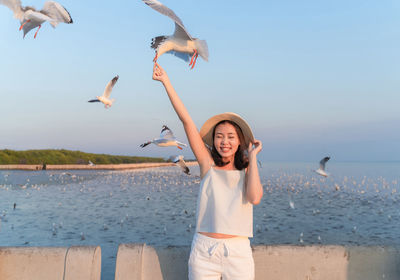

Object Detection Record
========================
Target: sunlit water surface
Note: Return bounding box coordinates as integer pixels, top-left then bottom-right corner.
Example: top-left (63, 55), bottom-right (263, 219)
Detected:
top-left (1, 162), bottom-right (399, 279)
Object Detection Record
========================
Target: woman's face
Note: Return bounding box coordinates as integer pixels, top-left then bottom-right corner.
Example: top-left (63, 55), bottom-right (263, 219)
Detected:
top-left (213, 122), bottom-right (240, 160)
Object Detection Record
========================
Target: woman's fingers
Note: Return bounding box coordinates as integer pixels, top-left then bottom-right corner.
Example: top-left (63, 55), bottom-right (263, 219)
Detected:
top-left (152, 63), bottom-right (162, 80)
top-left (249, 139), bottom-right (262, 155)
top-left (253, 140), bottom-right (262, 153)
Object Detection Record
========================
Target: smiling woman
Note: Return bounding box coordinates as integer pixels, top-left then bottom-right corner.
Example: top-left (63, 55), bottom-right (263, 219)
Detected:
top-left (152, 62), bottom-right (263, 280)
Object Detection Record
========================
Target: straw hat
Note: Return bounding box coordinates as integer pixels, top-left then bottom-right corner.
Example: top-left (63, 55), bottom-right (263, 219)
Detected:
top-left (200, 112), bottom-right (255, 148)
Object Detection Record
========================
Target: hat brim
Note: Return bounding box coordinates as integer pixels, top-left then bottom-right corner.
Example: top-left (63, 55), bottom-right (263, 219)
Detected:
top-left (200, 112), bottom-right (255, 149)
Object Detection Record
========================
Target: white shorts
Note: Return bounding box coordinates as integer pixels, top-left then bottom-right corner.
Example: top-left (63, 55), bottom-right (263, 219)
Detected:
top-left (188, 233), bottom-right (254, 280)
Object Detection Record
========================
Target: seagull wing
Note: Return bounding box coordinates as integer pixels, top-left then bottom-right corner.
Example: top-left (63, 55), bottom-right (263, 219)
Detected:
top-left (102, 75), bottom-right (119, 98)
top-left (142, 0), bottom-right (192, 40)
top-left (160, 125), bottom-right (175, 139)
top-left (41, 1), bottom-right (72, 27)
top-left (171, 155), bottom-right (190, 174)
top-left (88, 99), bottom-right (100, 103)
top-left (319, 156), bottom-right (330, 171)
top-left (140, 141), bottom-right (152, 148)
top-left (177, 156), bottom-right (190, 175)
top-left (0, 0), bottom-right (24, 20)
top-left (173, 22), bottom-right (192, 40)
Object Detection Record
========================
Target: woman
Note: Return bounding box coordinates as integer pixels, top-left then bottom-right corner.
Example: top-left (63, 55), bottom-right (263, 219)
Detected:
top-left (152, 63), bottom-right (263, 280)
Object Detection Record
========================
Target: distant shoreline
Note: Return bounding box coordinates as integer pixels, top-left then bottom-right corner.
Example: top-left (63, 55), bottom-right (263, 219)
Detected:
top-left (0, 162), bottom-right (198, 171)
top-left (0, 149), bottom-right (167, 166)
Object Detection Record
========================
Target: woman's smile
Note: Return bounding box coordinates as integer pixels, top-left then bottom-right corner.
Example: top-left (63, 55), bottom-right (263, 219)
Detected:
top-left (219, 146), bottom-right (231, 153)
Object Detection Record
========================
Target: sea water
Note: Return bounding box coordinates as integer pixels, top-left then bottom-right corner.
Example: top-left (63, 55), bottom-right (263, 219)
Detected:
top-left (0, 162), bottom-right (399, 279)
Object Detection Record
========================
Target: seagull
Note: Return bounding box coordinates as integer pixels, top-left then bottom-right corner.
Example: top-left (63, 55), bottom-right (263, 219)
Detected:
top-left (314, 156), bottom-right (330, 177)
top-left (140, 125), bottom-right (187, 150)
top-left (88, 160), bottom-right (95, 166)
top-left (287, 188), bottom-right (294, 209)
top-left (0, 0), bottom-right (73, 39)
top-left (169, 155), bottom-right (190, 175)
top-left (88, 75), bottom-right (119, 108)
top-left (142, 0), bottom-right (208, 69)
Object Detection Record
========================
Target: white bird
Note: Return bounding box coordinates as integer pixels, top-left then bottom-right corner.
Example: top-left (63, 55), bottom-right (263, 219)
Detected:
top-left (287, 188), bottom-right (294, 209)
top-left (314, 156), bottom-right (330, 177)
top-left (169, 155), bottom-right (190, 175)
top-left (88, 160), bottom-right (95, 166)
top-left (140, 125), bottom-right (187, 150)
top-left (142, 0), bottom-right (208, 69)
top-left (88, 75), bottom-right (119, 108)
top-left (0, 0), bottom-right (73, 39)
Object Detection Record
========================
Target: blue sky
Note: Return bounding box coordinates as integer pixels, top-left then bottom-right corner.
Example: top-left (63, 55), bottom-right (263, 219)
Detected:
top-left (1, 0), bottom-right (399, 161)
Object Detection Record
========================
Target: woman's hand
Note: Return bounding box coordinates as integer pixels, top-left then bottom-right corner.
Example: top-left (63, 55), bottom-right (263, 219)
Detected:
top-left (246, 139), bottom-right (263, 204)
top-left (152, 63), bottom-right (169, 84)
top-left (248, 139), bottom-right (262, 161)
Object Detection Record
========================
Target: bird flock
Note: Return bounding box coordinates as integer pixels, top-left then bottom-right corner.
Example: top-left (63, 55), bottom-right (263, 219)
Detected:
top-left (2, 0), bottom-right (338, 200)
top-left (0, 166), bottom-right (398, 251)
top-left (1, 0), bottom-right (207, 174)
top-left (0, 0), bottom-right (332, 177)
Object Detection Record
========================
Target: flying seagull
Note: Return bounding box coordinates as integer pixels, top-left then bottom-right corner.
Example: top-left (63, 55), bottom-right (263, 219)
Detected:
top-left (88, 75), bottom-right (119, 109)
top-left (140, 125), bottom-right (187, 150)
top-left (142, 0), bottom-right (208, 69)
top-left (0, 0), bottom-right (73, 39)
top-left (169, 155), bottom-right (190, 175)
top-left (314, 156), bottom-right (330, 177)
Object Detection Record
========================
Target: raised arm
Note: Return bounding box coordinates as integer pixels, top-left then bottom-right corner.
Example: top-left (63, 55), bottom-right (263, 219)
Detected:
top-left (152, 63), bottom-right (212, 176)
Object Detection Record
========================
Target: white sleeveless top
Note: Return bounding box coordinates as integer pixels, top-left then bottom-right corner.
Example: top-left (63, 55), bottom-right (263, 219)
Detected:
top-left (195, 167), bottom-right (253, 237)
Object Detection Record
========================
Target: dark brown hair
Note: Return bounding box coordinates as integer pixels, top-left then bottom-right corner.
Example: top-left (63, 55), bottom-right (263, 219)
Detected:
top-left (211, 120), bottom-right (249, 170)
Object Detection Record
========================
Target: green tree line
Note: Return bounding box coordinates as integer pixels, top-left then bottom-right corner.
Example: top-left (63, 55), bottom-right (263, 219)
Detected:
top-left (0, 149), bottom-right (165, 165)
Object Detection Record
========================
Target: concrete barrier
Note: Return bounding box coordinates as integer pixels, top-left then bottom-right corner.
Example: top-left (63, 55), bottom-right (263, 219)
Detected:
top-left (115, 244), bottom-right (400, 280)
top-left (346, 246), bottom-right (400, 280)
top-left (115, 244), bottom-right (188, 280)
top-left (253, 245), bottom-right (348, 280)
top-left (0, 246), bottom-right (101, 280)
top-left (2, 244), bottom-right (398, 279)
top-left (64, 246), bottom-right (102, 280)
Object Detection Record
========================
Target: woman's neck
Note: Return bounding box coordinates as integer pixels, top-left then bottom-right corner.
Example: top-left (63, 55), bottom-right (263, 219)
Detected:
top-left (218, 157), bottom-right (236, 170)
